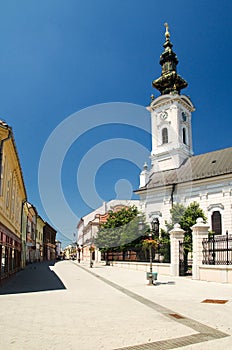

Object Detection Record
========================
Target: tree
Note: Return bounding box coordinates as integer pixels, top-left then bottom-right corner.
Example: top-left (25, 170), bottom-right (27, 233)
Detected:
top-left (165, 203), bottom-right (186, 231)
top-left (180, 201), bottom-right (207, 234)
top-left (95, 206), bottom-right (148, 264)
top-left (165, 201), bottom-right (207, 234)
top-left (180, 201), bottom-right (207, 254)
top-left (163, 202), bottom-right (207, 264)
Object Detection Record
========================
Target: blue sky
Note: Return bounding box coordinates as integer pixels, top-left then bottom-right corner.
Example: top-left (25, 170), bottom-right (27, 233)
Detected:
top-left (0, 1), bottom-right (231, 246)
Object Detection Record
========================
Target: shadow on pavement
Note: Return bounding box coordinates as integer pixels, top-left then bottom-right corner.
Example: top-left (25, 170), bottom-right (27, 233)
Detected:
top-left (0, 261), bottom-right (66, 295)
top-left (153, 281), bottom-right (176, 286)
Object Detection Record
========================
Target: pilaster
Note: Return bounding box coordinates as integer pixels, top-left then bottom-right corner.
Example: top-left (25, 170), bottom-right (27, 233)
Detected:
top-left (170, 223), bottom-right (185, 276)
top-left (192, 218), bottom-right (210, 280)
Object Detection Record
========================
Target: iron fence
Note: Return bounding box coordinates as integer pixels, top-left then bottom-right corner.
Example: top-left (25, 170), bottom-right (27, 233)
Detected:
top-left (101, 242), bottom-right (170, 263)
top-left (202, 231), bottom-right (232, 265)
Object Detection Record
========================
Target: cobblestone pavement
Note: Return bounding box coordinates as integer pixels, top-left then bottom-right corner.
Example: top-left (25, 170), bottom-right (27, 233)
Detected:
top-left (0, 260), bottom-right (232, 350)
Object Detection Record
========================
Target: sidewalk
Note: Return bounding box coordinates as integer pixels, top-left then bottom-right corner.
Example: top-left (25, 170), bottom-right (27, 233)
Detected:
top-left (73, 260), bottom-right (232, 349)
top-left (0, 260), bottom-right (232, 349)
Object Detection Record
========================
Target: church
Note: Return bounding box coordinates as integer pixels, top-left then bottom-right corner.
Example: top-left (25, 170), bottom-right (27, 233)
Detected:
top-left (135, 24), bottom-right (232, 235)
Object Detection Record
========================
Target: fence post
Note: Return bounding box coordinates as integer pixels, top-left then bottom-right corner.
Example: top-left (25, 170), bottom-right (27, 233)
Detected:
top-left (170, 224), bottom-right (185, 276)
top-left (191, 218), bottom-right (210, 280)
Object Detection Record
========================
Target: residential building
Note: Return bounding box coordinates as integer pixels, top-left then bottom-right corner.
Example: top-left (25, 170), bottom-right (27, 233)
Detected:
top-left (43, 222), bottom-right (57, 260)
top-left (0, 120), bottom-right (27, 280)
top-left (25, 202), bottom-right (37, 263)
top-left (21, 201), bottom-right (28, 268)
top-left (36, 216), bottom-right (45, 262)
top-left (77, 199), bottom-right (141, 262)
top-left (55, 240), bottom-right (62, 259)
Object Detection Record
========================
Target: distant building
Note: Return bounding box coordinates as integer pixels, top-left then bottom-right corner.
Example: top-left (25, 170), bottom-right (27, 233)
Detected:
top-left (55, 240), bottom-right (62, 258)
top-left (77, 200), bottom-right (141, 263)
top-left (36, 216), bottom-right (45, 262)
top-left (25, 202), bottom-right (37, 263)
top-left (43, 222), bottom-right (57, 260)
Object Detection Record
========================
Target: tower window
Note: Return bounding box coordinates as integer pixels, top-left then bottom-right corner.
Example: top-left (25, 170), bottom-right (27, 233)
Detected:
top-left (183, 128), bottom-right (187, 145)
top-left (162, 128), bottom-right (168, 144)
top-left (211, 211), bottom-right (222, 235)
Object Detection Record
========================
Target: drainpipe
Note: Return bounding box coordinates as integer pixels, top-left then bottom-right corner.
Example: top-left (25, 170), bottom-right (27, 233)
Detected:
top-left (0, 128), bottom-right (12, 194)
top-left (170, 183), bottom-right (176, 207)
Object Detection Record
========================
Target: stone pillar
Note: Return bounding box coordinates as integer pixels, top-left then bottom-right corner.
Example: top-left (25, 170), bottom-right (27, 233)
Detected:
top-left (170, 223), bottom-right (185, 276)
top-left (192, 218), bottom-right (209, 280)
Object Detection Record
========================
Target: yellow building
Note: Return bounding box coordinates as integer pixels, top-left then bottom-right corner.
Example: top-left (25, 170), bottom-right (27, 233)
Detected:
top-left (25, 202), bottom-right (37, 263)
top-left (36, 216), bottom-right (45, 262)
top-left (0, 120), bottom-right (27, 280)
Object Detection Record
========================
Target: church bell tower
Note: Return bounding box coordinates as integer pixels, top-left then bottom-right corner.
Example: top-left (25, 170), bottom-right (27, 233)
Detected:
top-left (148, 23), bottom-right (195, 173)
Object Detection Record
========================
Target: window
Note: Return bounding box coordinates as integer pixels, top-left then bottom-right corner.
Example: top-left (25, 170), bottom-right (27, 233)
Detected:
top-left (6, 180), bottom-right (10, 208)
top-left (211, 211), bottom-right (222, 234)
top-left (162, 128), bottom-right (168, 144)
top-left (183, 128), bottom-right (187, 144)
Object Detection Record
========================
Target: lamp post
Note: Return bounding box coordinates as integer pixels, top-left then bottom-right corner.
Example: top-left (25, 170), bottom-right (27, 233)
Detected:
top-left (139, 220), bottom-right (154, 285)
top-left (89, 224), bottom-right (94, 268)
top-left (151, 218), bottom-right (160, 238)
top-left (89, 246), bottom-right (94, 268)
top-left (145, 231), bottom-right (152, 285)
top-left (77, 244), bottom-right (81, 263)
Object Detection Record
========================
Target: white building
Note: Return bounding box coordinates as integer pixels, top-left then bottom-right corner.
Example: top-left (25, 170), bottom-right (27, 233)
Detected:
top-left (135, 24), bottom-right (232, 234)
top-left (77, 199), bottom-right (141, 262)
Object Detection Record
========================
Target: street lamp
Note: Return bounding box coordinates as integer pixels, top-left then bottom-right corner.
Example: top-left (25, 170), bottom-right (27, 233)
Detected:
top-left (77, 244), bottom-right (81, 263)
top-left (138, 221), bottom-right (144, 232)
top-left (147, 231), bottom-right (153, 285)
top-left (151, 218), bottom-right (159, 238)
top-left (89, 246), bottom-right (94, 268)
top-left (139, 219), bottom-right (155, 285)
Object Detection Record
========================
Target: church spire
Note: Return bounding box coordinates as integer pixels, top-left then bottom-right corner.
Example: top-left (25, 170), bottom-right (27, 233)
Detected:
top-left (152, 23), bottom-right (188, 95)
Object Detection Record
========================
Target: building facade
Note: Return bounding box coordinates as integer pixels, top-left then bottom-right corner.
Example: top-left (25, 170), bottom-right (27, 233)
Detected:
top-left (43, 222), bottom-right (57, 261)
top-left (0, 121), bottom-right (27, 280)
top-left (135, 24), bottom-right (232, 234)
top-left (77, 200), bottom-right (141, 263)
top-left (36, 216), bottom-right (45, 262)
top-left (25, 202), bottom-right (37, 263)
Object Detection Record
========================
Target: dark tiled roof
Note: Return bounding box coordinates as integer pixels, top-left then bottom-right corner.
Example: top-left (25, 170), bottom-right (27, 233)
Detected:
top-left (139, 147), bottom-right (232, 191)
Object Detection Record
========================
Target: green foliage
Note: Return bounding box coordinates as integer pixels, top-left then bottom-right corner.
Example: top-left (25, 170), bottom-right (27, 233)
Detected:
top-left (102, 206), bottom-right (138, 228)
top-left (164, 201), bottom-right (207, 253)
top-left (94, 206), bottom-right (149, 252)
top-left (180, 202), bottom-right (207, 253)
top-left (165, 203), bottom-right (185, 231)
top-left (142, 238), bottom-right (158, 250)
top-left (180, 201), bottom-right (207, 235)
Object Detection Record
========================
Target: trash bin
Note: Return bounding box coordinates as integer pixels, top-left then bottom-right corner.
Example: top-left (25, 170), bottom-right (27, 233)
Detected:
top-left (146, 272), bottom-right (158, 281)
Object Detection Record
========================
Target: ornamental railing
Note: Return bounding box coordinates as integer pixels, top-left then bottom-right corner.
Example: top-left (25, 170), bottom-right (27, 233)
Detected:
top-left (202, 231), bottom-right (232, 265)
top-left (101, 242), bottom-right (170, 263)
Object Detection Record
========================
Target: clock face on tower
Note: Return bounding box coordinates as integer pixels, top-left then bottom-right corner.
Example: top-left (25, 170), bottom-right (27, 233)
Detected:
top-left (160, 111), bottom-right (168, 120)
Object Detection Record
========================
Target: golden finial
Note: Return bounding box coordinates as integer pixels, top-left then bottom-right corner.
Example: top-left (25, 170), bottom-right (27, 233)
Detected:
top-left (164, 22), bottom-right (170, 40)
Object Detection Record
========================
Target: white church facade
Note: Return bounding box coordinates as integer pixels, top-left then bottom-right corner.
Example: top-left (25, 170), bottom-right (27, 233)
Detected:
top-left (135, 24), bottom-right (232, 235)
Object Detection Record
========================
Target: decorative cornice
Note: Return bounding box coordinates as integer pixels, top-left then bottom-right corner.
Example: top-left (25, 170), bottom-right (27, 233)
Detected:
top-left (207, 203), bottom-right (224, 211)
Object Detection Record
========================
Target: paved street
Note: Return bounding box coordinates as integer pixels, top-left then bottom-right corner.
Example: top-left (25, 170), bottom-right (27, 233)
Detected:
top-left (0, 261), bottom-right (232, 350)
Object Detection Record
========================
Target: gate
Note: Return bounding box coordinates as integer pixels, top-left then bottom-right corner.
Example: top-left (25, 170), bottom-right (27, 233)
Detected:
top-left (179, 241), bottom-right (192, 276)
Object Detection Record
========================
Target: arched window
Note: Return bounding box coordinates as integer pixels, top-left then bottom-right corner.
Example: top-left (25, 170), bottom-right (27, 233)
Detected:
top-left (211, 211), bottom-right (222, 235)
top-left (162, 128), bottom-right (168, 144)
top-left (183, 128), bottom-right (187, 145)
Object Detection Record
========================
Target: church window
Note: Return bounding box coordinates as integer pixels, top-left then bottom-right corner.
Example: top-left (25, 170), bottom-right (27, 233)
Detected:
top-left (162, 128), bottom-right (168, 144)
top-left (211, 211), bottom-right (222, 235)
top-left (183, 128), bottom-right (187, 144)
